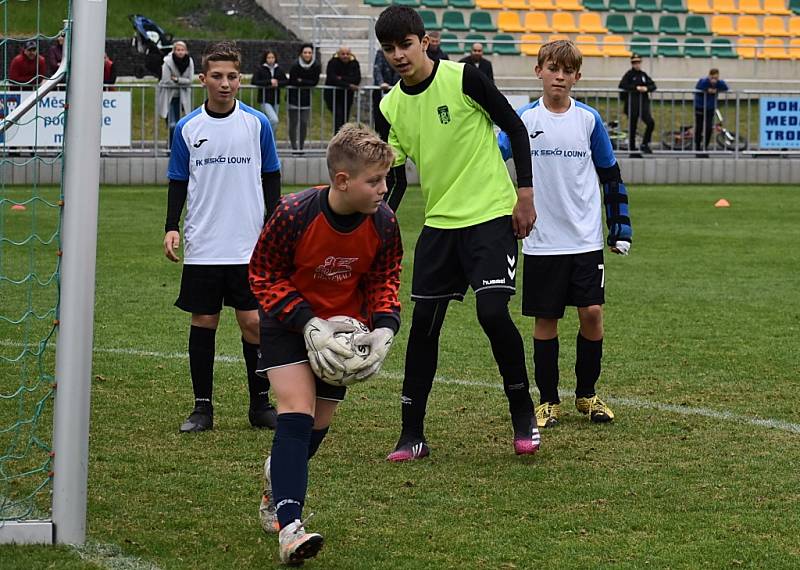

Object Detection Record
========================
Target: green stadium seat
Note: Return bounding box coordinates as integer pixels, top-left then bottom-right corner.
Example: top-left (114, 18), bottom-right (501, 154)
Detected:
top-left (609, 0), bottom-right (635, 11)
top-left (470, 11), bottom-right (497, 32)
top-left (655, 37), bottom-right (682, 56)
top-left (583, 0), bottom-right (607, 8)
top-left (606, 14), bottom-right (631, 33)
top-left (394, 0), bottom-right (421, 6)
top-left (365, 0), bottom-right (391, 6)
top-left (419, 10), bottom-right (442, 30)
top-left (661, 0), bottom-right (688, 11)
top-left (632, 15), bottom-right (656, 33)
top-left (442, 11), bottom-right (469, 31)
top-left (635, 0), bottom-right (660, 11)
top-left (449, 0), bottom-right (476, 7)
top-left (684, 37), bottom-right (709, 57)
top-left (658, 15), bottom-right (684, 34)
top-left (710, 37), bottom-right (738, 58)
top-left (685, 15), bottom-right (711, 35)
top-left (421, 0), bottom-right (447, 6)
top-left (440, 32), bottom-right (462, 53)
top-left (630, 36), bottom-right (652, 57)
top-left (791, 0), bottom-right (800, 13)
top-left (493, 33), bottom-right (520, 54)
top-left (464, 33), bottom-right (492, 53)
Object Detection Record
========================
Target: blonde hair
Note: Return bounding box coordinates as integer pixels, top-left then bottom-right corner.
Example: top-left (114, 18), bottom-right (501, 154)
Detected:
top-left (326, 123), bottom-right (394, 179)
top-left (537, 39), bottom-right (583, 72)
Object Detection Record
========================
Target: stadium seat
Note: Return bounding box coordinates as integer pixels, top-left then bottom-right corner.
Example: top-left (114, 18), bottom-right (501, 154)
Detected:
top-left (687, 0), bottom-right (713, 12)
top-left (737, 14), bottom-right (764, 33)
top-left (493, 33), bottom-right (521, 53)
top-left (552, 12), bottom-right (579, 32)
top-left (630, 36), bottom-right (652, 57)
top-left (579, 12), bottom-right (608, 32)
top-left (791, 0), bottom-right (800, 13)
top-left (547, 33), bottom-right (571, 42)
top-left (530, 0), bottom-right (557, 8)
top-left (502, 0), bottom-right (529, 9)
top-left (736, 37), bottom-right (757, 57)
top-left (583, 0), bottom-right (607, 8)
top-left (661, 0), bottom-right (688, 12)
top-left (603, 34), bottom-right (632, 56)
top-left (464, 33), bottom-right (493, 52)
top-left (476, 0), bottom-right (503, 6)
top-left (443, 11), bottom-right (470, 30)
top-left (685, 15), bottom-right (712, 34)
top-left (365, 0), bottom-right (391, 6)
top-left (712, 0), bottom-right (740, 13)
top-left (789, 38), bottom-right (800, 58)
top-left (524, 12), bottom-right (553, 32)
top-left (470, 11), bottom-right (498, 31)
top-left (520, 33), bottom-right (543, 55)
top-left (422, 0), bottom-right (447, 7)
top-left (658, 15), bottom-right (684, 33)
top-left (711, 15), bottom-right (737, 34)
top-left (632, 14), bottom-right (656, 33)
top-left (764, 0), bottom-right (791, 13)
top-left (738, 0), bottom-right (766, 13)
top-left (656, 37), bottom-right (683, 56)
top-left (683, 37), bottom-right (709, 56)
top-left (759, 38), bottom-right (791, 58)
top-left (635, 0), bottom-right (660, 11)
top-left (555, 0), bottom-right (585, 10)
top-left (606, 13), bottom-right (631, 32)
top-left (609, 0), bottom-right (635, 10)
top-left (575, 34), bottom-right (604, 55)
top-left (449, 0), bottom-right (476, 7)
top-left (394, 0), bottom-right (421, 6)
top-left (419, 10), bottom-right (442, 30)
top-left (440, 32), bottom-right (463, 53)
top-left (710, 37), bottom-right (739, 57)
top-left (763, 15), bottom-right (791, 34)
top-left (790, 15), bottom-right (800, 34)
top-left (498, 11), bottom-right (526, 31)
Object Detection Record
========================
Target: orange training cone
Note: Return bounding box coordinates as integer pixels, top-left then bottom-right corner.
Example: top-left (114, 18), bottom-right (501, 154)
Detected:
top-left (714, 199), bottom-right (730, 208)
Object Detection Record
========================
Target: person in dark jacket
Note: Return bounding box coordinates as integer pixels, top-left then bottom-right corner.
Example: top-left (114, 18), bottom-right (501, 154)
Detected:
top-left (426, 31), bottom-right (449, 62)
top-left (287, 43), bottom-right (321, 151)
top-left (459, 42), bottom-right (493, 84)
top-left (252, 49), bottom-right (288, 132)
top-left (618, 54), bottom-right (656, 155)
top-left (45, 31), bottom-right (64, 78)
top-left (372, 49), bottom-right (400, 126)
top-left (694, 68), bottom-right (729, 155)
top-left (324, 46), bottom-right (362, 134)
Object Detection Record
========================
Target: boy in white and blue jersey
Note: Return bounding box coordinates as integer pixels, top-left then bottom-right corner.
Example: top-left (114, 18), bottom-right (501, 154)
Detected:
top-left (498, 40), bottom-right (632, 428)
top-left (163, 41), bottom-right (282, 433)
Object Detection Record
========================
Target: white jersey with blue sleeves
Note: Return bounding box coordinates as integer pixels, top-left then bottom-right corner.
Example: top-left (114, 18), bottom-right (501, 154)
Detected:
top-left (167, 100), bottom-right (280, 265)
top-left (498, 97), bottom-right (616, 256)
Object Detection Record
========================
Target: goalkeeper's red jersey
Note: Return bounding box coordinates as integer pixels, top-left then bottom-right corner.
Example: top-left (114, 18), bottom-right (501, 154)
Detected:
top-left (249, 186), bottom-right (402, 332)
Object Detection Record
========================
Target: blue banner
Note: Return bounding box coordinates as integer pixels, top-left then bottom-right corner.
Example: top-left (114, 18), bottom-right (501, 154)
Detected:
top-left (759, 97), bottom-right (800, 148)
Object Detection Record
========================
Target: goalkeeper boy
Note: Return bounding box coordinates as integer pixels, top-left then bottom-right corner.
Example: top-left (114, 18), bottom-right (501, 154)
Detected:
top-left (248, 123), bottom-right (402, 565)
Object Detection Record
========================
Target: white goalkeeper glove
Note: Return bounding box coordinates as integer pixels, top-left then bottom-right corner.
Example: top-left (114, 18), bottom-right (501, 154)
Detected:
top-left (611, 240), bottom-right (631, 255)
top-left (352, 328), bottom-right (395, 381)
top-left (302, 317), bottom-right (357, 378)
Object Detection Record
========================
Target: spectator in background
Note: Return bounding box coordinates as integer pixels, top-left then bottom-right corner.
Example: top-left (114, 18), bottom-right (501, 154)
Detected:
top-left (426, 31), bottom-right (449, 62)
top-left (694, 68), bottom-right (729, 157)
top-left (157, 40), bottom-right (194, 148)
top-left (45, 31), bottom-right (64, 77)
top-left (9, 40), bottom-right (46, 89)
top-left (372, 49), bottom-right (400, 125)
top-left (287, 43), bottom-right (321, 151)
top-left (618, 54), bottom-right (656, 156)
top-left (459, 42), bottom-right (494, 84)
top-left (252, 49), bottom-right (287, 133)
top-left (324, 46), bottom-right (361, 134)
top-left (103, 52), bottom-right (117, 87)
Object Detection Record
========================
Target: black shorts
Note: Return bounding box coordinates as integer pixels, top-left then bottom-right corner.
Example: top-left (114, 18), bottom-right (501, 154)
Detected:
top-left (522, 250), bottom-right (605, 319)
top-left (255, 324), bottom-right (347, 402)
top-left (175, 264), bottom-right (258, 315)
top-left (411, 216), bottom-right (518, 301)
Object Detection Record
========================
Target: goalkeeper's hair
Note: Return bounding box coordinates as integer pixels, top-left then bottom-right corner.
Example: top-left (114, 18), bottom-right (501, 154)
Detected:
top-left (202, 41), bottom-right (241, 72)
top-left (327, 123), bottom-right (394, 179)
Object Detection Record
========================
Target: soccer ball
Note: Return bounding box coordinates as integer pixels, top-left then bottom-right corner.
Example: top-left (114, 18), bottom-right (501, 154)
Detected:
top-left (317, 316), bottom-right (370, 387)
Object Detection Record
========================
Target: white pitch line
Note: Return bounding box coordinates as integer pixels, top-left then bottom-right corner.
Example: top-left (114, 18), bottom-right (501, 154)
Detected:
top-left (72, 541), bottom-right (162, 570)
top-left (86, 345), bottom-right (800, 436)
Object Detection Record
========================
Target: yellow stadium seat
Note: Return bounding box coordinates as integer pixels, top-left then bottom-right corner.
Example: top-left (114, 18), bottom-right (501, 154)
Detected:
top-left (529, 0), bottom-right (557, 9)
top-left (712, 0), bottom-right (740, 13)
top-left (502, 0), bottom-right (529, 9)
top-left (763, 0), bottom-right (791, 13)
top-left (711, 15), bottom-right (737, 33)
top-left (552, 12), bottom-right (579, 32)
top-left (736, 37), bottom-right (757, 57)
top-left (498, 11), bottom-right (526, 31)
top-left (788, 38), bottom-right (800, 59)
top-left (759, 38), bottom-right (791, 58)
top-left (524, 12), bottom-right (553, 32)
top-left (520, 33), bottom-right (543, 55)
top-left (763, 15), bottom-right (791, 34)
top-left (789, 16), bottom-right (800, 35)
top-left (478, 0), bottom-right (505, 8)
top-left (555, 0), bottom-right (584, 9)
top-left (738, 0), bottom-right (766, 13)
top-left (688, 0), bottom-right (714, 12)
top-left (547, 33), bottom-right (571, 41)
top-left (578, 12), bottom-right (608, 33)
top-left (603, 35), bottom-right (632, 56)
top-left (575, 34), bottom-right (604, 56)
top-left (737, 14), bottom-right (764, 33)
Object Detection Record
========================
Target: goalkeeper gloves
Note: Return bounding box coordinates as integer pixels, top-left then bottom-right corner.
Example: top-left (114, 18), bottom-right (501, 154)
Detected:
top-left (302, 317), bottom-right (357, 378)
top-left (352, 328), bottom-right (395, 381)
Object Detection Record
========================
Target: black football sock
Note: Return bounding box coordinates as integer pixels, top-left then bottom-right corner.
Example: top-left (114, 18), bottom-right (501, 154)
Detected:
top-left (575, 333), bottom-right (603, 398)
top-left (189, 325), bottom-right (216, 410)
top-left (476, 293), bottom-right (533, 417)
top-left (271, 412), bottom-right (313, 529)
top-left (242, 337), bottom-right (269, 408)
top-left (533, 336), bottom-right (560, 404)
top-left (307, 427), bottom-right (329, 459)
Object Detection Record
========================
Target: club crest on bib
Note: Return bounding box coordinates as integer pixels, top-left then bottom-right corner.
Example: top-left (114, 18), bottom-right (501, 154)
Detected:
top-left (437, 105), bottom-right (450, 124)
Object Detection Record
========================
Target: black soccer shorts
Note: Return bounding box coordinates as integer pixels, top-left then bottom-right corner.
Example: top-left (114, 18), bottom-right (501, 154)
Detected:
top-left (175, 264), bottom-right (259, 315)
top-left (411, 215), bottom-right (519, 301)
top-left (522, 250), bottom-right (606, 319)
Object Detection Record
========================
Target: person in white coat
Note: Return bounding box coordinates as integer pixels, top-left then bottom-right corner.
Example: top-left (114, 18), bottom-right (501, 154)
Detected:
top-left (158, 41), bottom-right (194, 147)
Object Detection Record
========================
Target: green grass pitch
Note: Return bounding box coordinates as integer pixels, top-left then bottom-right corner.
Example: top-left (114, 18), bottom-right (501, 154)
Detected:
top-left (1, 184), bottom-right (799, 568)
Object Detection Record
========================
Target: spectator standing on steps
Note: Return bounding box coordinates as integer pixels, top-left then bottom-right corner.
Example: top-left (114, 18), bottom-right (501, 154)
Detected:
top-left (694, 68), bottom-right (729, 157)
top-left (618, 54), bottom-right (656, 156)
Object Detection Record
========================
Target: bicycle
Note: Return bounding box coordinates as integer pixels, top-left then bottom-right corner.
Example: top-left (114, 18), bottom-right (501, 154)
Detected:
top-left (605, 119), bottom-right (639, 152)
top-left (660, 108), bottom-right (748, 152)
